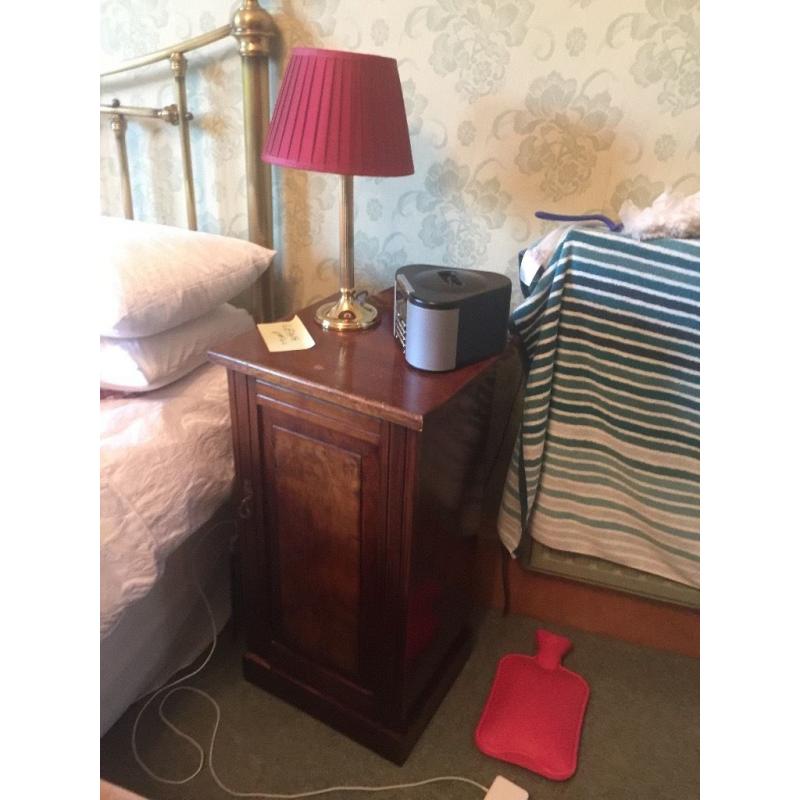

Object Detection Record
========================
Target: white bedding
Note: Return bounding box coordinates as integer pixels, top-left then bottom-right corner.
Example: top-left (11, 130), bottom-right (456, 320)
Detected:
top-left (101, 519), bottom-right (232, 734)
top-left (100, 363), bottom-right (234, 639)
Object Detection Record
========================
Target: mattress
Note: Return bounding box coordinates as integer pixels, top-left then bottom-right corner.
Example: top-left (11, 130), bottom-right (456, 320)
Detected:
top-left (100, 516), bottom-right (232, 735)
top-left (100, 363), bottom-right (234, 639)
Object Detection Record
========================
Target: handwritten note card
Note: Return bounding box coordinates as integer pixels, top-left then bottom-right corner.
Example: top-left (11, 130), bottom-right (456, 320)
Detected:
top-left (257, 316), bottom-right (316, 352)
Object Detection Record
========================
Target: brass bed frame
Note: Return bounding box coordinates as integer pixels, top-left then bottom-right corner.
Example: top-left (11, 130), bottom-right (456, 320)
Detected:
top-left (99, 0), bottom-right (276, 322)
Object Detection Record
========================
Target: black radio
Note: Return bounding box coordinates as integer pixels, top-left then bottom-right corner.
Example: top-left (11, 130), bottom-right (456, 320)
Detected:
top-left (393, 265), bottom-right (511, 372)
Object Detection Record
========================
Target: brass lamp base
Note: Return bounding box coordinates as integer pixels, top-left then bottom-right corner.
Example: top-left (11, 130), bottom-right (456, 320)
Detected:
top-left (315, 290), bottom-right (379, 331)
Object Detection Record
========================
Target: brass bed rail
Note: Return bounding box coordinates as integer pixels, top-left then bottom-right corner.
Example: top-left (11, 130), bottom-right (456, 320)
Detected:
top-left (99, 0), bottom-right (276, 321)
top-left (99, 26), bottom-right (232, 78)
top-left (100, 100), bottom-right (185, 220)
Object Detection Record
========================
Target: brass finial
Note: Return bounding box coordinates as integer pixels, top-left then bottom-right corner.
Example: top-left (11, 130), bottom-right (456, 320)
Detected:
top-left (110, 113), bottom-right (126, 136)
top-left (169, 51), bottom-right (187, 77)
top-left (231, 0), bottom-right (275, 57)
top-left (157, 104), bottom-right (182, 125)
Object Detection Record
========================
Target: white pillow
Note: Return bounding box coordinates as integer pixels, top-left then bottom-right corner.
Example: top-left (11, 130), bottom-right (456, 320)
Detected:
top-left (99, 217), bottom-right (275, 338)
top-left (100, 303), bottom-right (254, 392)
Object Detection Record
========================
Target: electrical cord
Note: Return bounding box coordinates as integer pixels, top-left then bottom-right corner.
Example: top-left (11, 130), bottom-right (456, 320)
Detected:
top-left (130, 520), bottom-right (489, 798)
top-left (130, 521), bottom-right (228, 785)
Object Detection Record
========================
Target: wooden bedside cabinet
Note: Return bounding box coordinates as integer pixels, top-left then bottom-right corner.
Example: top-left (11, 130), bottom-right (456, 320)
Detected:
top-left (209, 288), bottom-right (519, 763)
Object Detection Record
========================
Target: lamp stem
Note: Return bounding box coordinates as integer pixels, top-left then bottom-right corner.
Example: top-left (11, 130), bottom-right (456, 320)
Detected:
top-left (339, 173), bottom-right (355, 294)
top-left (313, 173), bottom-right (378, 330)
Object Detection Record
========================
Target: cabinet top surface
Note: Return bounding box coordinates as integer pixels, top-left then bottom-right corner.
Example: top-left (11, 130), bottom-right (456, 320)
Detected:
top-left (208, 289), bottom-right (505, 430)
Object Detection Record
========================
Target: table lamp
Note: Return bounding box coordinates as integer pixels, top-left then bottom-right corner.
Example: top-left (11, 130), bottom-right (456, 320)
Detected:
top-left (262, 47), bottom-right (414, 331)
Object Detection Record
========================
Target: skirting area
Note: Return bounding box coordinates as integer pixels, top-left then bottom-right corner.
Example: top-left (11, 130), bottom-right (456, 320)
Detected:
top-left (472, 540), bottom-right (700, 658)
top-left (100, 609), bottom-right (699, 799)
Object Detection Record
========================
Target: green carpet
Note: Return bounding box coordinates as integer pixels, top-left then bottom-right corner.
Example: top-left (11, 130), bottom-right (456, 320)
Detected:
top-left (100, 610), bottom-right (699, 799)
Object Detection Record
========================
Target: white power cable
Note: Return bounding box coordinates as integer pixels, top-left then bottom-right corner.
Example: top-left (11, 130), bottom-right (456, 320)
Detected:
top-left (130, 520), bottom-right (489, 798)
top-left (130, 521), bottom-right (225, 785)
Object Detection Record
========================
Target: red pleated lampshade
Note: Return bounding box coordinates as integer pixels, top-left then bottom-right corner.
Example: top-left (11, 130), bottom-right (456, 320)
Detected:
top-left (262, 47), bottom-right (414, 177)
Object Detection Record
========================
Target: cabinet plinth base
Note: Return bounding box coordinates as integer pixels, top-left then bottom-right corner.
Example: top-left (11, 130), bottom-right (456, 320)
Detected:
top-left (242, 629), bottom-right (473, 765)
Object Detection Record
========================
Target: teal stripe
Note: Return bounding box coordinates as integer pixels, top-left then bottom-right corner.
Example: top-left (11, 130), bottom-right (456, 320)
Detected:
top-left (525, 382), bottom-right (552, 399)
top-left (567, 284), bottom-right (700, 331)
top-left (528, 346), bottom-right (558, 368)
top-left (567, 241), bottom-right (701, 287)
top-left (547, 435), bottom-right (699, 484)
top-left (541, 462), bottom-right (698, 517)
top-left (539, 486), bottom-right (698, 540)
top-left (558, 316), bottom-right (700, 360)
top-left (551, 386), bottom-right (700, 438)
top-left (557, 343), bottom-right (700, 396)
top-left (528, 352), bottom-right (556, 372)
top-left (570, 230), bottom-right (700, 270)
top-left (543, 454), bottom-right (700, 504)
top-left (549, 408), bottom-right (699, 459)
top-left (550, 396), bottom-right (700, 448)
top-left (559, 338), bottom-right (700, 394)
top-left (545, 445), bottom-right (699, 500)
top-left (555, 360), bottom-right (700, 412)
top-left (536, 504), bottom-right (700, 562)
top-left (552, 375), bottom-right (699, 425)
top-left (520, 431), bottom-right (547, 447)
top-left (522, 406), bottom-right (548, 424)
top-left (517, 294), bottom-right (565, 337)
top-left (567, 262), bottom-right (700, 302)
top-left (564, 237), bottom-right (701, 280)
top-left (515, 272), bottom-right (565, 314)
top-left (525, 309), bottom-right (562, 339)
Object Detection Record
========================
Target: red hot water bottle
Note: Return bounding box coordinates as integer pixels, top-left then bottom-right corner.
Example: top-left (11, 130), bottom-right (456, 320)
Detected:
top-left (475, 629), bottom-right (590, 781)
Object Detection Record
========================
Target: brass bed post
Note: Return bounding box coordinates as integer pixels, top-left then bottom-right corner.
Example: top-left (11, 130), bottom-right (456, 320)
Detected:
top-left (100, 1), bottom-right (277, 320)
top-left (233, 0), bottom-right (276, 322)
top-left (109, 110), bottom-right (134, 220)
top-left (170, 52), bottom-right (198, 231)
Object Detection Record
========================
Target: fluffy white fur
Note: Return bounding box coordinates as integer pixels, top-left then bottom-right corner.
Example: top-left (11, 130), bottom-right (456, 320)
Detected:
top-left (620, 191), bottom-right (700, 241)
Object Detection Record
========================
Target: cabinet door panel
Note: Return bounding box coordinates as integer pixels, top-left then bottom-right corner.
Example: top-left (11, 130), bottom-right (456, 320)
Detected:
top-left (272, 426), bottom-right (362, 677)
top-left (252, 390), bottom-right (390, 710)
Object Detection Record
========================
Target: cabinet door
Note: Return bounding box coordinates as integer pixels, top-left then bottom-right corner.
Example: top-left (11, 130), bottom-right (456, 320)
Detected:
top-left (247, 380), bottom-right (391, 715)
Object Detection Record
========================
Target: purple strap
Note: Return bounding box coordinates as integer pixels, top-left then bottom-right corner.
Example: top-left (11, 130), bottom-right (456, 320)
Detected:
top-left (535, 210), bottom-right (622, 232)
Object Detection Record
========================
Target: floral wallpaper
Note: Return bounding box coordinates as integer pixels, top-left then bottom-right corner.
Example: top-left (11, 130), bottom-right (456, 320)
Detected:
top-left (100, 0), bottom-right (699, 316)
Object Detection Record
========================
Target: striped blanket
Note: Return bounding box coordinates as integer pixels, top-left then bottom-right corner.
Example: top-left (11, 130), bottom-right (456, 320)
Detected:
top-left (497, 228), bottom-right (699, 588)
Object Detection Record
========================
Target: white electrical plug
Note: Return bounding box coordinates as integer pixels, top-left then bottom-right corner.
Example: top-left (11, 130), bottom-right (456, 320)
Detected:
top-left (483, 775), bottom-right (529, 800)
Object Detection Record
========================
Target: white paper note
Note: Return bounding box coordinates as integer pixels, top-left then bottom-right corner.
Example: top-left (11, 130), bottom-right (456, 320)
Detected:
top-left (257, 316), bottom-right (316, 352)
